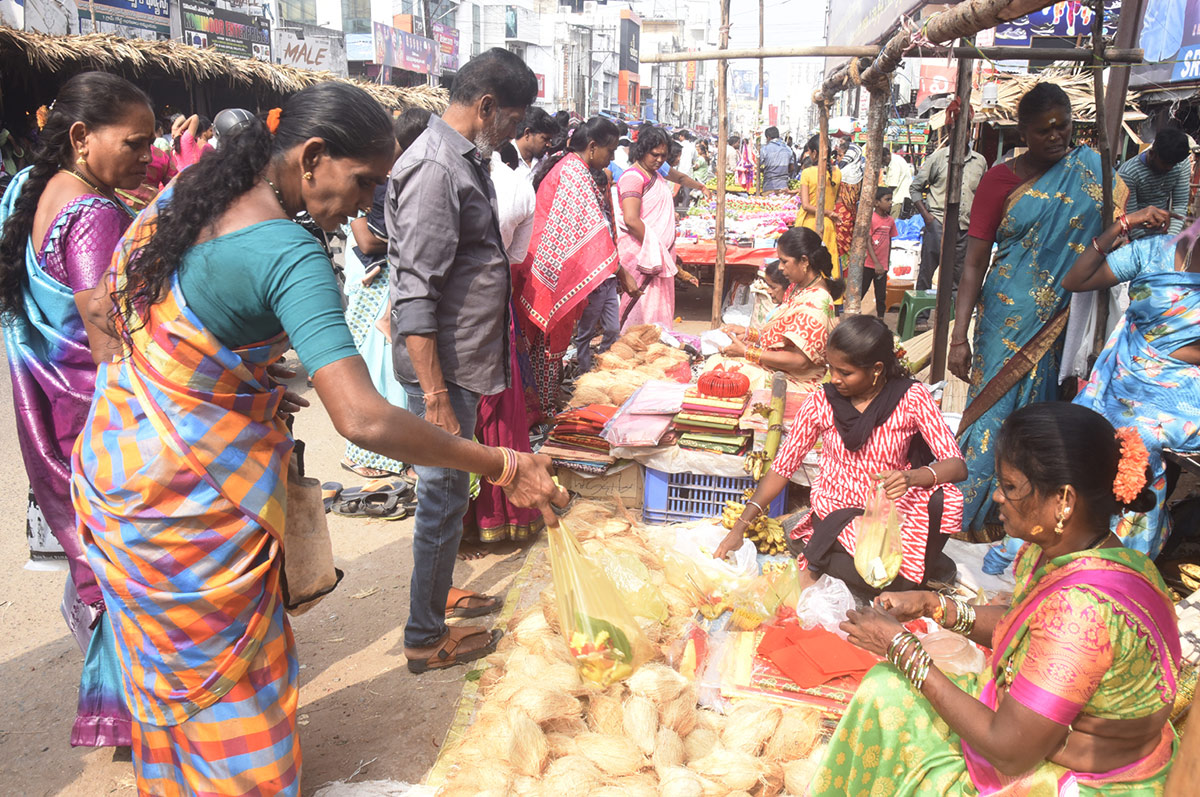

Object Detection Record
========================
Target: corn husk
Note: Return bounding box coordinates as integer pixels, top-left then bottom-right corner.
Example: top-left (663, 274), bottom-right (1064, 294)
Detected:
top-left (683, 727), bottom-right (720, 762)
top-left (541, 754), bottom-right (603, 793)
top-left (585, 691), bottom-right (626, 736)
top-left (652, 727), bottom-right (686, 774)
top-left (660, 686), bottom-right (699, 736)
top-left (505, 709), bottom-right (549, 777)
top-left (659, 765), bottom-right (707, 797)
top-left (574, 731), bottom-right (646, 776)
top-left (721, 702), bottom-right (781, 756)
top-left (763, 706), bottom-right (822, 763)
top-left (784, 757), bottom-right (820, 795)
top-left (627, 662), bottom-right (687, 705)
top-left (623, 695), bottom-right (659, 755)
top-left (688, 748), bottom-right (766, 791)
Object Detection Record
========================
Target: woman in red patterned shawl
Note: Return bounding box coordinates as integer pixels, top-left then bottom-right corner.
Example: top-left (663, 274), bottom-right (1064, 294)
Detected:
top-left (515, 117), bottom-right (622, 418)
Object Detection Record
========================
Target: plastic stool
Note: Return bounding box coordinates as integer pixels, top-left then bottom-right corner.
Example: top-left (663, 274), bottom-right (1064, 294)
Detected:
top-left (897, 291), bottom-right (944, 341)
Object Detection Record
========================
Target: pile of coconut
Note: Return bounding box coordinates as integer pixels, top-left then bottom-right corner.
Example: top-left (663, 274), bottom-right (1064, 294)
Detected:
top-left (435, 501), bottom-right (826, 796)
top-left (570, 324), bottom-right (692, 407)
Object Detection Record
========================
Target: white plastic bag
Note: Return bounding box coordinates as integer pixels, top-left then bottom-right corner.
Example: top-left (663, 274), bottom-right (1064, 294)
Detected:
top-left (672, 522), bottom-right (759, 582)
top-left (794, 574), bottom-right (856, 639)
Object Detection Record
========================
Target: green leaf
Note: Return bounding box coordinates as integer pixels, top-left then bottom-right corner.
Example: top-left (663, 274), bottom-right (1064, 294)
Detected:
top-left (464, 668), bottom-right (484, 682)
top-left (573, 612), bottom-right (634, 662)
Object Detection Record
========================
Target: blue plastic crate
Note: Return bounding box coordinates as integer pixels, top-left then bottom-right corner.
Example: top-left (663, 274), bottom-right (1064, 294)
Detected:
top-left (642, 467), bottom-right (787, 524)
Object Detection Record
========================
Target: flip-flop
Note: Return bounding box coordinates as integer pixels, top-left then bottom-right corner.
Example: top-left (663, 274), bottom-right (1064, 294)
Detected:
top-left (405, 627), bottom-right (503, 674)
top-left (339, 479), bottom-right (414, 504)
top-left (321, 482), bottom-right (343, 513)
top-left (444, 587), bottom-right (501, 618)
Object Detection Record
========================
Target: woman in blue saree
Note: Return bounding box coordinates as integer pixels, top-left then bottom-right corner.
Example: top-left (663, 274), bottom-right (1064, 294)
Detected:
top-left (1065, 205), bottom-right (1200, 558)
top-left (950, 83), bottom-right (1125, 542)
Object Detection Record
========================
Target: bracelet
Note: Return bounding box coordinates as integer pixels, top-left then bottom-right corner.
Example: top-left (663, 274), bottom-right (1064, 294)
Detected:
top-left (489, 447), bottom-right (518, 488)
top-left (949, 340), bottom-right (969, 348)
top-left (932, 592), bottom-right (947, 625)
top-left (947, 594), bottom-right (976, 635)
top-left (745, 328), bottom-right (760, 345)
top-left (746, 346), bottom-right (763, 365)
top-left (1091, 236), bottom-right (1107, 256)
top-left (746, 499), bottom-right (766, 514)
top-left (423, 388), bottom-right (449, 400)
top-left (921, 465), bottom-right (938, 486)
top-left (1118, 213), bottom-right (1131, 237)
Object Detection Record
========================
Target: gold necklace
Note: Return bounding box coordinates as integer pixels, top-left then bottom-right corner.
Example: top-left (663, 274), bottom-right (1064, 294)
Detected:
top-left (59, 169), bottom-right (133, 218)
top-left (263, 176), bottom-right (287, 211)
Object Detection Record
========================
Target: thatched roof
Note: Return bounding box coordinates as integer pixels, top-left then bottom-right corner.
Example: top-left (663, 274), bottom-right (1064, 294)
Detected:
top-left (930, 69), bottom-right (1130, 129)
top-left (0, 25), bottom-right (447, 112)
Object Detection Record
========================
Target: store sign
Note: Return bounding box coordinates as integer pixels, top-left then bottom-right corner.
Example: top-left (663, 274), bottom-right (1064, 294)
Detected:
top-left (78, 0), bottom-right (169, 39)
top-left (431, 21), bottom-right (459, 72)
top-left (535, 73), bottom-right (545, 99)
top-left (915, 63), bottom-right (956, 106)
top-left (504, 5), bottom-right (516, 39)
top-left (995, 0), bottom-right (1119, 46)
top-left (731, 69), bottom-right (768, 99)
top-left (372, 21), bottom-right (436, 75)
top-left (827, 0), bottom-right (921, 49)
top-left (181, 0), bottom-right (271, 60)
top-left (1131, 0), bottom-right (1200, 87)
top-left (618, 13), bottom-right (640, 73)
top-left (278, 29), bottom-right (347, 76)
top-left (685, 59), bottom-right (697, 91)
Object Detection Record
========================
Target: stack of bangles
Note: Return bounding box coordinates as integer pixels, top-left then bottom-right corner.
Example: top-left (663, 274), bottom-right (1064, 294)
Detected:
top-left (935, 592), bottom-right (976, 634)
top-left (1118, 212), bottom-right (1131, 237)
top-left (746, 346), bottom-right (763, 365)
top-left (887, 630), bottom-right (933, 691)
top-left (745, 328), bottom-right (761, 345)
top-left (489, 447), bottom-right (519, 488)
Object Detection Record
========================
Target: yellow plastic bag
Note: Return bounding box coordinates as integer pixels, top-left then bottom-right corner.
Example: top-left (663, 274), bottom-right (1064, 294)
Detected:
top-left (854, 485), bottom-right (903, 589)
top-left (548, 519), bottom-right (655, 686)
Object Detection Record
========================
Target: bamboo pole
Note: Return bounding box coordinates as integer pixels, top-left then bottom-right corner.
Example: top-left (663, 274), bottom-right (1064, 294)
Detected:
top-left (757, 0), bottom-right (765, 194)
top-left (642, 44), bottom-right (1142, 65)
top-left (1091, 0), bottom-right (1114, 355)
top-left (816, 101), bottom-right (829, 238)
top-left (844, 88), bottom-right (890, 314)
top-left (711, 0), bottom-right (731, 327)
top-left (931, 56), bottom-right (975, 382)
top-left (1104, 0), bottom-right (1147, 160)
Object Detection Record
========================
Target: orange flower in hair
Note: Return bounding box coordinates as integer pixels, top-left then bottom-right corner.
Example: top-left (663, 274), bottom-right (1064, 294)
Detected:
top-left (266, 107), bottom-right (282, 134)
top-left (1113, 427), bottom-right (1149, 505)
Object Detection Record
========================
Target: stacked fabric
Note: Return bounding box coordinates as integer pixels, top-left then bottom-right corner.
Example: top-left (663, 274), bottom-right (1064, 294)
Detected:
top-left (738, 387), bottom-right (814, 447)
top-left (674, 388), bottom-right (751, 455)
top-left (539, 405), bottom-right (618, 473)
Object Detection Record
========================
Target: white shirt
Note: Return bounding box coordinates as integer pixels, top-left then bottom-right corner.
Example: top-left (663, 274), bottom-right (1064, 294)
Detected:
top-left (510, 139), bottom-right (539, 182)
top-left (613, 146), bottom-right (631, 170)
top-left (490, 152), bottom-right (536, 263)
top-left (678, 140), bottom-right (695, 175)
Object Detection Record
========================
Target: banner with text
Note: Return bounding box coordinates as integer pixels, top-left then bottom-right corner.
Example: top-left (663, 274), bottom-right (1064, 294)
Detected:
top-left (181, 0), bottom-right (271, 60)
top-left (372, 21), bottom-right (437, 75)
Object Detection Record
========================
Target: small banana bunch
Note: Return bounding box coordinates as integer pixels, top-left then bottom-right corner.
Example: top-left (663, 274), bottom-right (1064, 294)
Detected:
top-left (720, 498), bottom-right (787, 555)
top-left (744, 449), bottom-right (771, 481)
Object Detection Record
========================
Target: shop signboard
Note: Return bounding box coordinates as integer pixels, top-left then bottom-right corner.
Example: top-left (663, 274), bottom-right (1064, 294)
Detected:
top-left (23, 0), bottom-right (77, 35)
top-left (619, 10), bottom-right (640, 73)
top-left (1131, 0), bottom-right (1200, 87)
top-left (914, 62), bottom-right (956, 106)
top-left (278, 28), bottom-right (347, 76)
top-left (431, 21), bottom-right (459, 72)
top-left (372, 20), bottom-right (437, 75)
top-left (827, 0), bottom-right (922, 49)
top-left (182, 0), bottom-right (271, 60)
top-left (994, 0), bottom-right (1119, 46)
top-left (504, 5), bottom-right (516, 39)
top-left (685, 59), bottom-right (697, 91)
top-left (731, 69), bottom-right (768, 99)
top-left (535, 73), bottom-right (545, 99)
top-left (853, 120), bottom-right (929, 145)
top-left (346, 32), bottom-right (373, 61)
top-left (76, 0), bottom-right (169, 39)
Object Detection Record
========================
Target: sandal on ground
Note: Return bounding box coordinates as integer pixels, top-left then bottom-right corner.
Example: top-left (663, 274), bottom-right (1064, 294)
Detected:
top-left (321, 482), bottom-right (343, 513)
top-left (340, 459), bottom-right (396, 479)
top-left (405, 626), bottom-right (502, 674)
top-left (360, 477), bottom-right (415, 502)
top-left (444, 587), bottom-right (501, 618)
top-left (330, 494), bottom-right (370, 517)
top-left (362, 492), bottom-right (407, 519)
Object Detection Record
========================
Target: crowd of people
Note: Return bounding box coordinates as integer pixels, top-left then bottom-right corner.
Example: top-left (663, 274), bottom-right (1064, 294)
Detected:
top-left (0, 46), bottom-right (1196, 794)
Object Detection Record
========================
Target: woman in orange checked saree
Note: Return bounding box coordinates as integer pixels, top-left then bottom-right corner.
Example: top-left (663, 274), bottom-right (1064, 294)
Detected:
top-left (809, 403), bottom-right (1179, 797)
top-left (70, 83), bottom-right (563, 796)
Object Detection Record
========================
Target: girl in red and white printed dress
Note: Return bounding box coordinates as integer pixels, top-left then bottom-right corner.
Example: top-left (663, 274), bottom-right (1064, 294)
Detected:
top-left (715, 316), bottom-right (968, 598)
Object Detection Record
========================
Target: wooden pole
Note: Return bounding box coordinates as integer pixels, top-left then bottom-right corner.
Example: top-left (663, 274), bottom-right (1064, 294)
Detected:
top-left (1091, 0), bottom-right (1114, 355)
top-left (711, 0), bottom-right (731, 327)
top-left (642, 44), bottom-right (1142, 65)
top-left (845, 88), bottom-right (889, 314)
top-left (757, 0), bottom-right (765, 194)
top-left (931, 55), bottom-right (975, 382)
top-left (1104, 0), bottom-right (1147, 158)
top-left (816, 101), bottom-right (829, 237)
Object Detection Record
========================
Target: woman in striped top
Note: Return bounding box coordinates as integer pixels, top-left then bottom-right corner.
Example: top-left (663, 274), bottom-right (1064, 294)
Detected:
top-left (715, 315), bottom-right (967, 598)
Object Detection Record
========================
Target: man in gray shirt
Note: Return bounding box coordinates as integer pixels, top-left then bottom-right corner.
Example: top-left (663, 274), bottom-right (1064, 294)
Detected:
top-left (909, 141), bottom-right (987, 325)
top-left (387, 47), bottom-right (538, 673)
top-left (759, 126), bottom-right (796, 192)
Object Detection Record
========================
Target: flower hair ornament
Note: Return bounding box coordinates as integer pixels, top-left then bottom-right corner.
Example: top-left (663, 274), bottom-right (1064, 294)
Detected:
top-left (1113, 427), bottom-right (1150, 505)
top-left (266, 107), bottom-right (283, 134)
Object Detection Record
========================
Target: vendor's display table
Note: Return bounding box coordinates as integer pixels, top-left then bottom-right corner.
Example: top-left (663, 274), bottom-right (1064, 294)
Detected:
top-left (676, 241), bottom-right (777, 269)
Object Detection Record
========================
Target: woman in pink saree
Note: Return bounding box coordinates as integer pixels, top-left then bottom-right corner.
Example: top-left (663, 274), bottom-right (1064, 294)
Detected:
top-left (617, 126), bottom-right (679, 331)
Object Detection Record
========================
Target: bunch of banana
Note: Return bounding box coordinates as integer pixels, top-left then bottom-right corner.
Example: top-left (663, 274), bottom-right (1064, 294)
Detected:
top-left (720, 498), bottom-right (787, 555)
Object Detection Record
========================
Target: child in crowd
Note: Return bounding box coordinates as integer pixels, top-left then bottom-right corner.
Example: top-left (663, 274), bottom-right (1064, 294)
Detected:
top-left (866, 187), bottom-right (897, 317)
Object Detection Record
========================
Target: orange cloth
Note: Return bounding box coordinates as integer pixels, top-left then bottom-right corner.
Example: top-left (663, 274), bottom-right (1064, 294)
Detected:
top-left (757, 624), bottom-right (879, 688)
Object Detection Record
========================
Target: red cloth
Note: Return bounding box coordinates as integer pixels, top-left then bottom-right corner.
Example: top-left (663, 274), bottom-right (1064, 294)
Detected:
top-left (869, 211), bottom-right (898, 271)
top-left (967, 163), bottom-right (1024, 243)
top-left (675, 242), bottom-right (778, 267)
top-left (757, 624), bottom-right (879, 688)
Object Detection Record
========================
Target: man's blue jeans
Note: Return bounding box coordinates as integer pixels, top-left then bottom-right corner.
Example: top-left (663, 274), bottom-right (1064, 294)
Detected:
top-left (401, 381), bottom-right (480, 648)
top-left (573, 278), bottom-right (619, 374)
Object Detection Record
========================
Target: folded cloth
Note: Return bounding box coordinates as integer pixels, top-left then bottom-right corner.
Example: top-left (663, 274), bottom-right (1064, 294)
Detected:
top-left (738, 387), bottom-right (810, 432)
top-left (757, 624), bottom-right (879, 688)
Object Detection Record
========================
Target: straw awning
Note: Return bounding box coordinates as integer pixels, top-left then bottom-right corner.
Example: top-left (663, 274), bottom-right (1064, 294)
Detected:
top-left (0, 25), bottom-right (447, 112)
top-left (928, 69), bottom-right (1128, 129)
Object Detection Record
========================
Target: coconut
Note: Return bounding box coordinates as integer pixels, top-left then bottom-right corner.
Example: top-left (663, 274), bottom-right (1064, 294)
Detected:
top-left (546, 731), bottom-right (579, 758)
top-left (585, 692), bottom-right (626, 736)
top-left (538, 590), bottom-right (561, 633)
top-left (622, 695), bottom-right (659, 756)
top-left (573, 731), bottom-right (646, 776)
top-left (490, 683), bottom-right (580, 726)
top-left (784, 757), bottom-right (820, 795)
top-left (627, 663), bottom-right (687, 705)
top-left (510, 609), bottom-right (552, 645)
top-left (509, 775), bottom-right (539, 797)
top-left (660, 686), bottom-right (699, 736)
top-left (757, 762), bottom-right (786, 797)
top-left (694, 708), bottom-right (724, 732)
top-left (687, 748), bottom-right (766, 792)
top-left (541, 754), bottom-right (603, 793)
top-left (438, 761), bottom-right (513, 797)
top-left (661, 584), bottom-right (699, 616)
top-left (614, 772), bottom-right (660, 797)
top-left (682, 727), bottom-right (720, 762)
top-left (658, 765), bottom-right (707, 797)
top-left (505, 708), bottom-right (549, 777)
top-left (608, 341), bottom-right (637, 361)
top-left (763, 706), bottom-right (822, 763)
top-left (652, 727), bottom-right (685, 774)
top-left (721, 701), bottom-right (781, 756)
top-left (542, 716), bottom-right (587, 736)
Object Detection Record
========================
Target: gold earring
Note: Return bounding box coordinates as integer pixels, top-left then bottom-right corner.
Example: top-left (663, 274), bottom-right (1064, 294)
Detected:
top-left (872, 371), bottom-right (880, 387)
top-left (76, 153), bottom-right (87, 169)
top-left (1031, 525), bottom-right (1044, 536)
top-left (302, 171), bottom-right (313, 181)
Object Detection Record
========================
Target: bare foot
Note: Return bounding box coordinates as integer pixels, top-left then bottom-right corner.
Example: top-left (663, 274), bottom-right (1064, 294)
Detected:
top-left (456, 542), bottom-right (488, 561)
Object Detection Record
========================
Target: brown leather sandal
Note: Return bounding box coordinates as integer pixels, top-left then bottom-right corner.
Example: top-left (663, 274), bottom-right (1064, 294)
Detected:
top-left (405, 625), bottom-right (502, 674)
top-left (444, 587), bottom-right (501, 618)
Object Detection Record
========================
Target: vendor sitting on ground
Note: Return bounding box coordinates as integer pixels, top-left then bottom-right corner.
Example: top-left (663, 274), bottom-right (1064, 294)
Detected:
top-left (708, 227), bottom-right (839, 390)
top-left (811, 402), bottom-right (1179, 796)
top-left (715, 315), bottom-right (966, 598)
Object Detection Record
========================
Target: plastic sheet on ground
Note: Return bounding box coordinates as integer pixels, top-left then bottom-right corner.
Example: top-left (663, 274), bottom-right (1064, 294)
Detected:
top-left (609, 443), bottom-right (817, 485)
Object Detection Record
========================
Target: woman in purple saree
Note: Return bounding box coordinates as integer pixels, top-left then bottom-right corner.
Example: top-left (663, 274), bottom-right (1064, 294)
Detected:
top-left (0, 73), bottom-right (154, 748)
top-left (811, 403), bottom-right (1179, 796)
